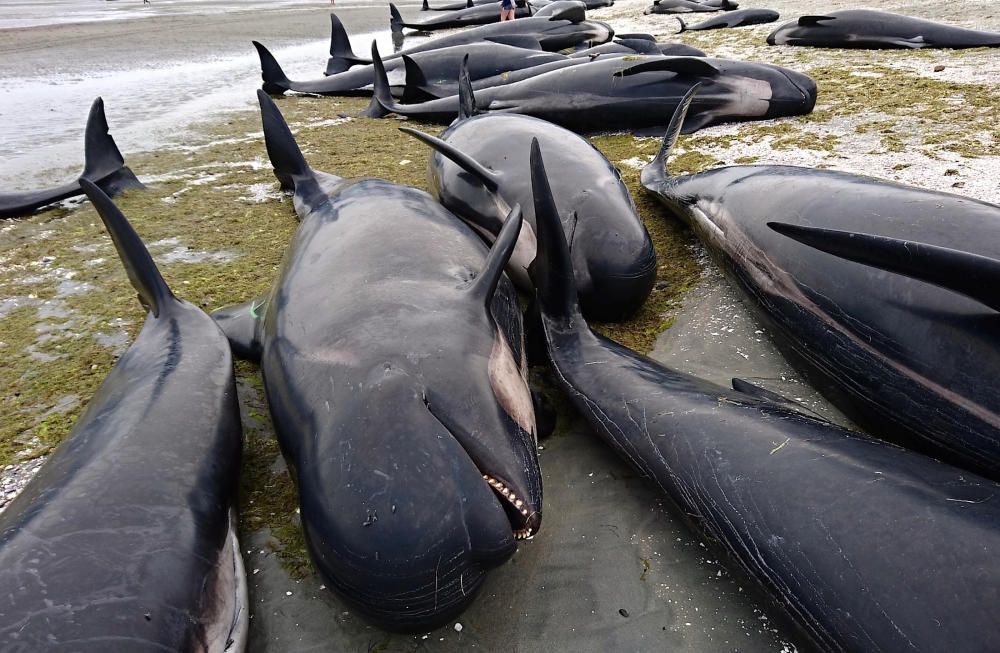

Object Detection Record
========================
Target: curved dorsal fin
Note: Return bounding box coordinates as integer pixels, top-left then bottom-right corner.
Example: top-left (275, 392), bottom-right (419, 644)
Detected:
top-left (613, 56), bottom-right (719, 79)
top-left (675, 16), bottom-right (687, 33)
top-left (80, 179), bottom-right (175, 317)
top-left (639, 82), bottom-right (700, 188)
top-left (767, 222), bottom-right (1000, 313)
top-left (798, 15), bottom-right (836, 26)
top-left (398, 128), bottom-right (501, 193)
top-left (458, 55), bottom-right (477, 121)
top-left (470, 204), bottom-right (523, 307)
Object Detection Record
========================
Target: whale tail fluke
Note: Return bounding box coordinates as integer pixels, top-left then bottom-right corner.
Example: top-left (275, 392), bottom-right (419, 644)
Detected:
top-left (80, 179), bottom-right (175, 317)
top-left (81, 97), bottom-right (144, 196)
top-left (640, 82), bottom-right (700, 188)
top-left (360, 41), bottom-right (396, 118)
top-left (253, 41), bottom-right (293, 95)
top-left (767, 223), bottom-right (1000, 313)
top-left (256, 90), bottom-right (314, 190)
top-left (675, 16), bottom-right (687, 33)
top-left (528, 139), bottom-right (582, 326)
top-left (326, 14), bottom-right (370, 75)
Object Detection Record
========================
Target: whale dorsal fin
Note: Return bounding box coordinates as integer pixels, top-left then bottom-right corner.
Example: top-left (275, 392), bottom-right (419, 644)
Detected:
top-left (529, 138), bottom-right (581, 324)
top-left (458, 55), bottom-right (478, 121)
top-left (639, 82), bottom-right (700, 187)
top-left (470, 205), bottom-right (523, 307)
top-left (613, 56), bottom-right (719, 78)
top-left (80, 180), bottom-right (175, 318)
top-left (399, 128), bottom-right (502, 193)
top-left (401, 55), bottom-right (441, 104)
top-left (768, 222), bottom-right (1000, 313)
top-left (675, 16), bottom-right (687, 33)
top-left (797, 15), bottom-right (835, 26)
top-left (361, 41), bottom-right (397, 119)
top-left (390, 3), bottom-right (405, 34)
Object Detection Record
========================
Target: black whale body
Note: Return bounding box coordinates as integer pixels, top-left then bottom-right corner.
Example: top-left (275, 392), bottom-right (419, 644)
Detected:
top-left (0, 183), bottom-right (245, 650)
top-left (393, 0), bottom-right (537, 31)
top-left (644, 0), bottom-right (735, 15)
top-left (677, 8), bottom-right (779, 31)
top-left (255, 40), bottom-right (563, 96)
top-left (402, 99), bottom-right (656, 322)
top-left (0, 97), bottom-right (143, 219)
top-left (211, 91), bottom-right (542, 630)
top-left (528, 133), bottom-right (1000, 653)
top-left (767, 9), bottom-right (1000, 48)
top-left (641, 87), bottom-right (1000, 479)
top-left (365, 44), bottom-right (816, 134)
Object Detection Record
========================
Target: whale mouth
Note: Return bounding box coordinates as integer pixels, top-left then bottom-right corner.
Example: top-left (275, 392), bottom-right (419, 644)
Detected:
top-left (482, 473), bottom-right (539, 540)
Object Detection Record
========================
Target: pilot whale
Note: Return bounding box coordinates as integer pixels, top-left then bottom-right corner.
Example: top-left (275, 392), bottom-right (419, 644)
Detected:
top-left (0, 97), bottom-right (143, 219)
top-left (767, 10), bottom-right (1000, 49)
top-left (641, 86), bottom-right (1000, 479)
top-left (400, 71), bottom-right (656, 322)
top-left (211, 91), bottom-right (542, 630)
top-left (528, 134), bottom-right (1000, 653)
top-left (364, 42), bottom-right (816, 134)
top-left (676, 8), bottom-right (778, 31)
top-left (0, 182), bottom-right (245, 651)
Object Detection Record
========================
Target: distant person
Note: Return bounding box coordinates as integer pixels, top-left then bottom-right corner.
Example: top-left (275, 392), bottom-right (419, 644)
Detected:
top-left (499, 0), bottom-right (515, 21)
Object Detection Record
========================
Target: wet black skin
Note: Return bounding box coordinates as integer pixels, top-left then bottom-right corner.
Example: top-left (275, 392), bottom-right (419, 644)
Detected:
top-left (388, 4), bottom-right (614, 55)
top-left (393, 0), bottom-right (536, 31)
top-left (0, 97), bottom-right (143, 219)
top-left (254, 40), bottom-right (564, 97)
top-left (529, 137), bottom-right (1000, 653)
top-left (644, 0), bottom-right (732, 15)
top-left (369, 50), bottom-right (816, 135)
top-left (403, 113), bottom-right (656, 322)
top-left (214, 92), bottom-right (542, 630)
top-left (0, 182), bottom-right (245, 651)
top-left (767, 9), bottom-right (1000, 48)
top-left (641, 88), bottom-right (1000, 479)
top-left (677, 8), bottom-right (779, 31)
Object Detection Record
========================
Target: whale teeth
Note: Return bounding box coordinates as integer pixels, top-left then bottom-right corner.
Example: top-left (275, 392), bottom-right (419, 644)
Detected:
top-left (515, 499), bottom-right (523, 508)
top-left (513, 527), bottom-right (533, 540)
top-left (483, 473), bottom-right (534, 532)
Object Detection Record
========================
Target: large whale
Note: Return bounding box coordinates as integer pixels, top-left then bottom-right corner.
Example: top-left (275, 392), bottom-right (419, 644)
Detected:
top-left (767, 10), bottom-right (1000, 49)
top-left (641, 86), bottom-right (1000, 479)
top-left (391, 0), bottom-right (538, 31)
top-left (255, 39), bottom-right (563, 96)
top-left (528, 134), bottom-right (1000, 653)
top-left (365, 42), bottom-right (816, 134)
top-left (676, 8), bottom-right (778, 31)
top-left (211, 91), bottom-right (542, 630)
top-left (0, 97), bottom-right (144, 219)
top-left (400, 76), bottom-right (655, 322)
top-left (0, 182), bottom-right (245, 651)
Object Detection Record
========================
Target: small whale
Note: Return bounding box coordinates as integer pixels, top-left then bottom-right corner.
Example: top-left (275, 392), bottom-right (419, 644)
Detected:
top-left (676, 8), bottom-right (779, 32)
top-left (528, 132), bottom-right (1000, 653)
top-left (767, 9), bottom-right (1000, 49)
top-left (640, 85), bottom-right (1000, 479)
top-left (0, 182), bottom-right (246, 651)
top-left (211, 91), bottom-right (542, 630)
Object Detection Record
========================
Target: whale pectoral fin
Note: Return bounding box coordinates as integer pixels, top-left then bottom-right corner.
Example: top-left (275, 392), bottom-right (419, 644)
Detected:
top-left (211, 295), bottom-right (268, 361)
top-left (730, 377), bottom-right (824, 419)
top-left (398, 127), bottom-right (503, 193)
top-left (767, 222), bottom-right (1000, 313)
top-left (796, 15), bottom-right (835, 26)
top-left (613, 56), bottom-right (720, 78)
top-left (893, 35), bottom-right (927, 48)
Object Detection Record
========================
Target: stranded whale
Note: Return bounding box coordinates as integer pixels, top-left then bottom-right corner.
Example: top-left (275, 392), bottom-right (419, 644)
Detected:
top-left (529, 133), bottom-right (1000, 653)
top-left (0, 182), bottom-right (245, 651)
top-left (211, 91), bottom-right (542, 630)
top-left (641, 86), bottom-right (1000, 479)
top-left (767, 10), bottom-right (1000, 49)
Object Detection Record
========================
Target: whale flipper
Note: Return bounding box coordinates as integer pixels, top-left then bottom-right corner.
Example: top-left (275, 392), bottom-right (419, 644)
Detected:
top-left (458, 56), bottom-right (477, 121)
top-left (211, 296), bottom-right (268, 361)
top-left (399, 128), bottom-right (502, 193)
top-left (767, 222), bottom-right (1000, 313)
top-left (731, 377), bottom-right (825, 419)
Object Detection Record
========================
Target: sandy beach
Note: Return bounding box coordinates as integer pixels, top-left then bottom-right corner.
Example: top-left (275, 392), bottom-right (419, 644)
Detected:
top-left (2, 0), bottom-right (1000, 649)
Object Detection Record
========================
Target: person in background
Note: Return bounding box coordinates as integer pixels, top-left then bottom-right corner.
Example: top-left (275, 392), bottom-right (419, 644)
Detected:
top-left (500, 0), bottom-right (515, 21)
